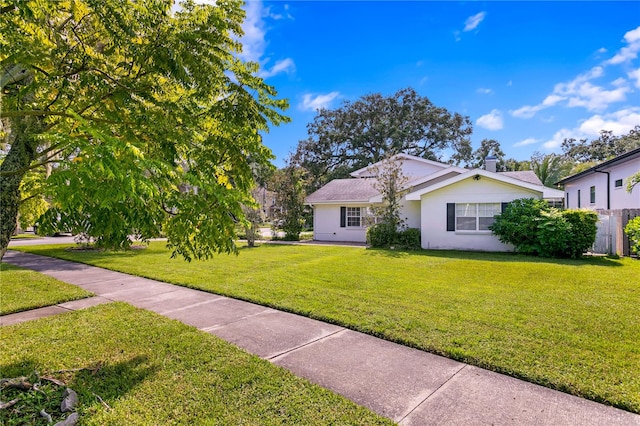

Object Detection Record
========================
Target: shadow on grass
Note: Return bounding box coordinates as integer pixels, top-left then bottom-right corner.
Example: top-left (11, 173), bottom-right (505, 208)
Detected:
top-left (1, 356), bottom-right (156, 423)
top-left (0, 358), bottom-right (39, 379)
top-left (69, 355), bottom-right (157, 405)
top-left (363, 247), bottom-right (626, 267)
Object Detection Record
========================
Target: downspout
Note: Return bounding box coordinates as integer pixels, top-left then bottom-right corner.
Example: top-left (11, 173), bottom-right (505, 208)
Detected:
top-left (594, 170), bottom-right (610, 210)
top-left (312, 204), bottom-right (316, 241)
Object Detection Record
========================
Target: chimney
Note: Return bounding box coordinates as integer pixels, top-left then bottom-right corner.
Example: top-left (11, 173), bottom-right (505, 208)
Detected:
top-left (485, 155), bottom-right (497, 173)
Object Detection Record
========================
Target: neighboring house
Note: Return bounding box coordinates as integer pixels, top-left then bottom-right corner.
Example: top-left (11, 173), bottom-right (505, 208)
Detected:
top-left (556, 147), bottom-right (640, 211)
top-left (556, 147), bottom-right (640, 256)
top-left (305, 154), bottom-right (564, 251)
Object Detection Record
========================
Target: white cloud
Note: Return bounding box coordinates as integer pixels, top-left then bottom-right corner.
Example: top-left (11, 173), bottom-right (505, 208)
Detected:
top-left (605, 25), bottom-right (640, 65)
top-left (239, 1), bottom-right (267, 63)
top-left (259, 58), bottom-right (296, 78)
top-left (476, 88), bottom-right (493, 95)
top-left (265, 3), bottom-right (293, 20)
top-left (514, 137), bottom-right (539, 147)
top-left (300, 92), bottom-right (341, 111)
top-left (476, 109), bottom-right (503, 130)
top-left (628, 67), bottom-right (640, 88)
top-left (511, 65), bottom-right (630, 118)
top-left (237, 1), bottom-right (296, 80)
top-left (576, 108), bottom-right (640, 136)
top-left (542, 128), bottom-right (578, 151)
top-left (464, 12), bottom-right (486, 32)
top-left (542, 107), bottom-right (640, 150)
top-left (510, 104), bottom-right (544, 119)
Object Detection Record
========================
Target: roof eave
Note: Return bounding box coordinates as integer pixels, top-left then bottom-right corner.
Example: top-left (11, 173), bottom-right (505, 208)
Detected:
top-left (556, 147), bottom-right (640, 185)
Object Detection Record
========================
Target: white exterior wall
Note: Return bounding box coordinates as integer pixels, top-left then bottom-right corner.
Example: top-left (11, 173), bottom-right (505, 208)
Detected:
top-left (564, 173), bottom-right (607, 210)
top-left (399, 159), bottom-right (444, 180)
top-left (420, 178), bottom-right (542, 251)
top-left (401, 200), bottom-right (421, 229)
top-left (564, 158), bottom-right (640, 210)
top-left (313, 204), bottom-right (368, 242)
top-left (608, 159), bottom-right (639, 209)
top-left (351, 158), bottom-right (444, 179)
top-left (312, 199), bottom-right (422, 243)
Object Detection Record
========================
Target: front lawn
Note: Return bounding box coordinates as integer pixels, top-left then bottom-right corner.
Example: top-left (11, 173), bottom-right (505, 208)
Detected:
top-left (0, 263), bottom-right (93, 315)
top-left (0, 303), bottom-right (390, 425)
top-left (14, 242), bottom-right (640, 413)
top-left (10, 233), bottom-right (41, 240)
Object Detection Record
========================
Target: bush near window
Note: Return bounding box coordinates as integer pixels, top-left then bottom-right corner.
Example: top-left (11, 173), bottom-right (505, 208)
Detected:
top-left (488, 198), bottom-right (547, 254)
top-left (490, 198), bottom-right (598, 258)
top-left (625, 216), bottom-right (640, 255)
top-left (366, 224), bottom-right (421, 250)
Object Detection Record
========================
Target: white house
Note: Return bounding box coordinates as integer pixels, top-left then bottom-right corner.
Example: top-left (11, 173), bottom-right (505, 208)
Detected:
top-left (556, 147), bottom-right (640, 211)
top-left (305, 154), bottom-right (565, 251)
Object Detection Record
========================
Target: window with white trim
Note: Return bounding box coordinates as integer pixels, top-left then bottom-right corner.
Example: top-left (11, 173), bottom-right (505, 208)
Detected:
top-left (346, 207), bottom-right (361, 227)
top-left (455, 203), bottom-right (501, 231)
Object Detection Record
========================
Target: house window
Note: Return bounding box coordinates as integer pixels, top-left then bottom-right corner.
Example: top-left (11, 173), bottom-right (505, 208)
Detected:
top-left (615, 179), bottom-right (623, 188)
top-left (578, 190), bottom-right (581, 208)
top-left (346, 207), bottom-right (361, 227)
top-left (566, 193), bottom-right (569, 209)
top-left (455, 203), bottom-right (501, 231)
top-left (590, 186), bottom-right (596, 204)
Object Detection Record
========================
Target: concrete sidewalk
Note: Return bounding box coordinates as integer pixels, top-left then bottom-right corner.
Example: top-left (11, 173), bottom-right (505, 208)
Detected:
top-left (2, 250), bottom-right (638, 425)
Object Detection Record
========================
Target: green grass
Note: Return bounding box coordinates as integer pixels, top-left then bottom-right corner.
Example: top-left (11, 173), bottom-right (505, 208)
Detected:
top-left (10, 233), bottom-right (41, 240)
top-left (0, 303), bottom-right (391, 425)
top-left (0, 263), bottom-right (93, 315)
top-left (14, 242), bottom-right (640, 413)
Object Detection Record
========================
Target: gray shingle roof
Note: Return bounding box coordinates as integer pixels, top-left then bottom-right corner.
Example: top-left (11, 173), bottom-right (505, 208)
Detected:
top-left (305, 178), bottom-right (379, 203)
top-left (498, 171), bottom-right (543, 186)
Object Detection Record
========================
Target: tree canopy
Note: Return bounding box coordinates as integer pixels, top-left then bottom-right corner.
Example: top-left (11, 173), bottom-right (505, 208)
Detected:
top-left (561, 126), bottom-right (640, 163)
top-left (470, 138), bottom-right (506, 170)
top-left (289, 87), bottom-right (473, 191)
top-left (0, 0), bottom-right (288, 260)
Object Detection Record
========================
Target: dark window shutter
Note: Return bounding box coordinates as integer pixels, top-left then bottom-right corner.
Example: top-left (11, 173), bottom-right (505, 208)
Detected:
top-left (446, 203), bottom-right (455, 231)
top-left (340, 207), bottom-right (346, 228)
top-left (501, 202), bottom-right (509, 213)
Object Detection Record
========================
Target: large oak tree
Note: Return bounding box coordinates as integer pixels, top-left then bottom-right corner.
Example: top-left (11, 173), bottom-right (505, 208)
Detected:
top-left (561, 126), bottom-right (640, 163)
top-left (290, 87), bottom-right (473, 192)
top-left (0, 0), bottom-right (288, 260)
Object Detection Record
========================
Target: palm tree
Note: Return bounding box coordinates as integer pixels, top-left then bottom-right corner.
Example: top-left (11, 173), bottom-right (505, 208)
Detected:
top-left (531, 153), bottom-right (573, 187)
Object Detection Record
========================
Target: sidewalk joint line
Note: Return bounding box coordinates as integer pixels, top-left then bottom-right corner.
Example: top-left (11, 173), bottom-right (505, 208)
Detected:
top-left (200, 308), bottom-right (278, 332)
top-left (397, 364), bottom-right (467, 424)
top-left (159, 297), bottom-right (226, 315)
top-left (267, 328), bottom-right (347, 361)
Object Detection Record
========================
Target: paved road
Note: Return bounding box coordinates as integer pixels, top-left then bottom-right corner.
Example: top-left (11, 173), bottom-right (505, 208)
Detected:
top-left (2, 250), bottom-right (639, 425)
top-left (8, 235), bottom-right (76, 246)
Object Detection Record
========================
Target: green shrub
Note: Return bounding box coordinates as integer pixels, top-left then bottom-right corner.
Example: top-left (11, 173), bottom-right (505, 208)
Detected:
top-left (396, 228), bottom-right (421, 250)
top-left (366, 223), bottom-right (396, 248)
top-left (489, 198), bottom-right (551, 255)
top-left (536, 210), bottom-right (572, 258)
top-left (562, 209), bottom-right (599, 258)
top-left (366, 225), bottom-right (421, 250)
top-left (490, 198), bottom-right (598, 258)
top-left (625, 216), bottom-right (640, 255)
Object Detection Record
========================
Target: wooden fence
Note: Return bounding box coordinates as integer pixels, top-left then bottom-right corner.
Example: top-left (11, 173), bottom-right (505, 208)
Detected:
top-left (594, 209), bottom-right (640, 256)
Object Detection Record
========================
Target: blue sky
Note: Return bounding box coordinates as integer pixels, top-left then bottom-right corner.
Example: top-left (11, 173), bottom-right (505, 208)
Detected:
top-left (233, 1), bottom-right (640, 166)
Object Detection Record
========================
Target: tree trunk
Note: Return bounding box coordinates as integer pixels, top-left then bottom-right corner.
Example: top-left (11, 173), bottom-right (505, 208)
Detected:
top-left (0, 119), bottom-right (37, 259)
